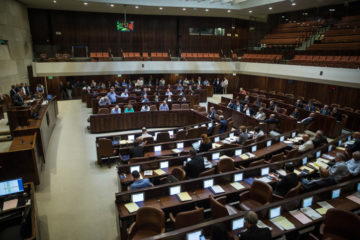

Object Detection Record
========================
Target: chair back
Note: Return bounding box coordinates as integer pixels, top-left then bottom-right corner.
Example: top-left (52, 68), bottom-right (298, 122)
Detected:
top-left (198, 126), bottom-right (208, 136)
top-left (143, 137), bottom-right (154, 144)
top-left (175, 130), bottom-right (186, 141)
top-left (98, 138), bottom-right (114, 158)
top-left (226, 121), bottom-right (233, 132)
top-left (150, 105), bottom-right (157, 111)
top-left (209, 195), bottom-right (228, 219)
top-left (186, 128), bottom-right (199, 139)
top-left (322, 208), bottom-right (360, 239)
top-left (249, 180), bottom-right (273, 204)
top-left (256, 135), bottom-right (266, 142)
top-left (173, 208), bottom-right (204, 229)
top-left (244, 138), bottom-right (255, 145)
top-left (269, 152), bottom-right (284, 163)
top-left (343, 106), bottom-right (353, 112)
top-left (181, 104), bottom-right (190, 110)
top-left (171, 104), bottom-right (180, 110)
top-left (284, 182), bottom-right (301, 198)
top-left (285, 148), bottom-right (298, 159)
top-left (135, 207), bottom-right (165, 234)
top-left (98, 108), bottom-right (110, 114)
top-left (199, 168), bottom-right (215, 177)
top-left (341, 114), bottom-right (348, 126)
top-left (211, 124), bottom-right (221, 136)
top-left (171, 167), bottom-right (186, 181)
top-left (156, 132), bottom-right (170, 143)
top-left (218, 158), bottom-right (236, 173)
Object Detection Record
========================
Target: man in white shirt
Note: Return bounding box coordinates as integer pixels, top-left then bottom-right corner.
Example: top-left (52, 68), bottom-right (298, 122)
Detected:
top-left (139, 127), bottom-right (153, 140)
top-left (252, 127), bottom-right (264, 139)
top-left (120, 90), bottom-right (129, 98)
top-left (165, 89), bottom-right (173, 96)
top-left (111, 105), bottom-right (121, 114)
top-left (298, 134), bottom-right (314, 152)
top-left (254, 108), bottom-right (266, 120)
top-left (222, 78), bottom-right (228, 94)
top-left (141, 104), bottom-right (150, 112)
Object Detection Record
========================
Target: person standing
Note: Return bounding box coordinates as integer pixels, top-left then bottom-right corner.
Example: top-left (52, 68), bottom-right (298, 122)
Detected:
top-left (222, 78), bottom-right (228, 94)
top-left (60, 81), bottom-right (67, 100)
top-left (66, 81), bottom-right (72, 100)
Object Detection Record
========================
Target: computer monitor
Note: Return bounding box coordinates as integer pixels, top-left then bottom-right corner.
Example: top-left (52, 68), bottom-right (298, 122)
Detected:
top-left (154, 145), bottom-right (162, 152)
top-left (214, 136), bottom-right (220, 143)
top-left (154, 132), bottom-right (160, 140)
top-left (208, 123), bottom-right (213, 128)
top-left (203, 179), bottom-right (214, 188)
top-left (131, 193), bottom-right (144, 203)
top-left (234, 173), bottom-right (243, 182)
top-left (0, 178), bottom-right (24, 197)
top-left (177, 142), bottom-right (184, 150)
top-left (302, 197), bottom-right (313, 208)
top-left (280, 136), bottom-right (285, 142)
top-left (328, 145), bottom-right (332, 152)
top-left (316, 151), bottom-right (321, 158)
top-left (292, 132), bottom-right (296, 138)
top-left (229, 132), bottom-right (235, 138)
top-left (266, 140), bottom-right (272, 147)
top-left (261, 167), bottom-right (269, 176)
top-left (192, 140), bottom-right (201, 151)
top-left (212, 152), bottom-right (220, 160)
top-left (186, 230), bottom-right (202, 240)
top-left (332, 189), bottom-right (341, 199)
top-left (160, 161), bottom-right (169, 169)
top-left (357, 182), bottom-right (360, 192)
top-left (348, 136), bottom-right (352, 141)
top-left (170, 185), bottom-right (181, 195)
top-left (251, 145), bottom-right (257, 152)
top-left (338, 140), bottom-right (342, 146)
top-left (168, 130), bottom-right (174, 137)
top-left (235, 149), bottom-right (242, 157)
top-left (302, 157), bottom-right (308, 165)
top-left (130, 166), bottom-right (140, 173)
top-left (232, 218), bottom-right (245, 230)
top-left (128, 135), bottom-right (135, 141)
top-left (269, 206), bottom-right (281, 219)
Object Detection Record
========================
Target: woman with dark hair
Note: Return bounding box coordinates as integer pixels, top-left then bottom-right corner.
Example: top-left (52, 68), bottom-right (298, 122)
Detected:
top-left (210, 223), bottom-right (230, 240)
top-left (199, 134), bottom-right (212, 153)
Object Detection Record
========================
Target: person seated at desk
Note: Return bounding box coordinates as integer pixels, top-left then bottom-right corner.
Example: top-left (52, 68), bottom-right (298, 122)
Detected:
top-left (274, 163), bottom-right (298, 196)
top-left (254, 97), bottom-right (262, 107)
top-left (141, 88), bottom-right (147, 96)
top-left (166, 95), bottom-right (173, 102)
top-left (264, 114), bottom-right (279, 124)
top-left (243, 95), bottom-right (250, 104)
top-left (331, 107), bottom-right (342, 122)
top-left (111, 105), bottom-right (121, 114)
top-left (241, 104), bottom-right (254, 116)
top-left (12, 87), bottom-right (24, 106)
top-left (130, 140), bottom-right (145, 158)
top-left (178, 90), bottom-right (185, 96)
top-left (120, 89), bottom-right (129, 98)
top-left (345, 151), bottom-right (360, 176)
top-left (320, 105), bottom-right (331, 115)
top-left (254, 107), bottom-right (266, 120)
top-left (290, 108), bottom-right (300, 120)
top-left (234, 101), bottom-right (243, 112)
top-left (219, 115), bottom-right (228, 134)
top-left (239, 211), bottom-right (271, 240)
top-left (36, 83), bottom-right (44, 94)
top-left (239, 87), bottom-right (247, 95)
top-left (114, 80), bottom-right (120, 88)
top-left (294, 99), bottom-right (303, 108)
top-left (207, 120), bottom-right (216, 136)
top-left (312, 130), bottom-right (328, 148)
top-left (274, 105), bottom-right (283, 114)
top-left (165, 89), bottom-right (173, 96)
top-left (305, 102), bottom-right (315, 112)
top-left (297, 134), bottom-right (314, 153)
top-left (199, 134), bottom-right (212, 153)
top-left (176, 83), bottom-right (183, 91)
top-left (98, 96), bottom-right (111, 106)
top-left (227, 100), bottom-right (235, 109)
top-left (252, 127), bottom-right (264, 139)
top-left (139, 127), bottom-right (153, 140)
top-left (208, 107), bottom-right (217, 119)
top-left (267, 100), bottom-right (275, 111)
top-left (184, 149), bottom-right (205, 178)
top-left (159, 101), bottom-right (169, 111)
top-left (154, 94), bottom-right (160, 102)
top-left (178, 96), bottom-right (187, 102)
top-left (129, 170), bottom-right (153, 190)
top-left (141, 104), bottom-right (150, 112)
top-left (106, 87), bottom-right (120, 104)
top-left (124, 104), bottom-right (134, 113)
top-left (300, 112), bottom-right (315, 125)
top-left (141, 94), bottom-right (149, 103)
top-left (121, 80), bottom-right (127, 88)
top-left (237, 125), bottom-right (249, 145)
top-left (208, 223), bottom-right (230, 240)
top-left (346, 132), bottom-right (360, 153)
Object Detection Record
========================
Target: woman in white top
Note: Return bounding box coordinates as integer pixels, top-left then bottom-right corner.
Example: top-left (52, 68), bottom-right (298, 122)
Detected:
top-left (254, 108), bottom-right (266, 120)
top-left (141, 105), bottom-right (150, 112)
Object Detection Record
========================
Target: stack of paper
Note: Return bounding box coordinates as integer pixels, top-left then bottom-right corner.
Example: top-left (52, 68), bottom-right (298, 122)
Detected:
top-left (144, 170), bottom-right (153, 176)
top-left (256, 176), bottom-right (272, 183)
top-left (317, 201), bottom-right (334, 209)
top-left (336, 146), bottom-right (346, 151)
top-left (300, 166), bottom-right (315, 173)
top-left (289, 210), bottom-right (312, 224)
top-left (257, 220), bottom-right (272, 230)
top-left (177, 192), bottom-right (192, 201)
top-left (2, 199), bottom-right (18, 211)
top-left (271, 216), bottom-right (295, 230)
top-left (346, 194), bottom-right (360, 204)
top-left (317, 158), bottom-right (330, 164)
top-left (240, 153), bottom-right (255, 159)
top-left (315, 160), bottom-right (328, 169)
top-left (211, 185), bottom-right (225, 194)
top-left (212, 143), bottom-right (222, 149)
top-left (125, 202), bottom-right (139, 213)
top-left (230, 182), bottom-right (245, 190)
top-left (308, 162), bottom-right (320, 170)
top-left (322, 154), bottom-right (335, 160)
top-left (315, 208), bottom-right (328, 215)
top-left (154, 169), bottom-right (166, 175)
top-left (300, 207), bottom-right (322, 220)
top-left (294, 169), bottom-right (302, 175)
top-left (172, 149), bottom-right (181, 153)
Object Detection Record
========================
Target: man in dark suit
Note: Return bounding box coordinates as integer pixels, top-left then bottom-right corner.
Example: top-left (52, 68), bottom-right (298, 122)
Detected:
top-left (11, 88), bottom-right (24, 106)
top-left (10, 85), bottom-right (16, 98)
top-left (239, 211), bottom-right (271, 240)
top-left (320, 105), bottom-right (331, 116)
top-left (264, 114), bottom-right (279, 124)
top-left (294, 99), bottom-right (303, 108)
top-left (331, 107), bottom-right (342, 122)
top-left (129, 141), bottom-right (144, 158)
top-left (347, 132), bottom-right (360, 153)
top-left (208, 107), bottom-right (217, 120)
top-left (218, 115), bottom-right (227, 134)
top-left (184, 149), bottom-right (205, 178)
top-left (301, 112), bottom-right (315, 125)
top-left (312, 130), bottom-right (328, 148)
top-left (274, 163), bottom-right (298, 196)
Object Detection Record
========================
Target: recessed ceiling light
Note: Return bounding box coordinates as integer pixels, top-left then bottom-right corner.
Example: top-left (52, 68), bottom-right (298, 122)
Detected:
top-left (159, 7), bottom-right (163, 10)
top-left (183, 8), bottom-right (186, 11)
top-left (53, 0), bottom-right (56, 3)
top-left (227, 9), bottom-right (231, 13)
top-left (282, 16), bottom-right (285, 18)
top-left (110, 4), bottom-right (114, 7)
top-left (269, 7), bottom-right (272, 10)
top-left (249, 10), bottom-right (253, 13)
top-left (292, 3), bottom-right (296, 6)
top-left (84, 2), bottom-right (88, 6)
top-left (135, 6), bottom-right (139, 9)
top-left (205, 9), bottom-right (209, 12)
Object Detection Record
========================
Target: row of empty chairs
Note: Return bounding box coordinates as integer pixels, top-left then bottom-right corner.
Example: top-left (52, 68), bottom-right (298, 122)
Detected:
top-left (39, 53), bottom-right (71, 62)
top-left (90, 52), bottom-right (111, 61)
top-left (240, 53), bottom-right (283, 63)
top-left (122, 52), bottom-right (169, 61)
top-left (290, 55), bottom-right (360, 68)
top-left (181, 52), bottom-right (221, 61)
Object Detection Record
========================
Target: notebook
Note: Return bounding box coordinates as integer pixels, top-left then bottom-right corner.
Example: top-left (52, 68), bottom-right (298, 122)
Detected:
top-left (177, 192), bottom-right (192, 201)
top-left (154, 169), bottom-right (166, 175)
top-left (125, 202), bottom-right (139, 213)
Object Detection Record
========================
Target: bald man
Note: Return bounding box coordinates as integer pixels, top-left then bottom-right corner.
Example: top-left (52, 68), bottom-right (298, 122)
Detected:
top-left (239, 211), bottom-right (271, 240)
top-left (298, 134), bottom-right (314, 153)
top-left (346, 132), bottom-right (360, 153)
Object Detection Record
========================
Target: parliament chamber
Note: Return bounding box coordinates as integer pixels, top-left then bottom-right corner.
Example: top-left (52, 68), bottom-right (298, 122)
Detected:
top-left (1, 0), bottom-right (360, 240)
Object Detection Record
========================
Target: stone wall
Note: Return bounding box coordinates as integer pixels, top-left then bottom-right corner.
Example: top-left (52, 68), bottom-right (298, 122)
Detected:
top-left (0, 0), bottom-right (33, 95)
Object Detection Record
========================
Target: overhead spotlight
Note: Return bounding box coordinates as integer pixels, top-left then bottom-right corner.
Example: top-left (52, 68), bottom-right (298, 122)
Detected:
top-left (292, 3), bottom-right (296, 6)
top-left (205, 9), bottom-right (209, 12)
top-left (183, 8), bottom-right (186, 11)
top-left (249, 10), bottom-right (253, 13)
top-left (110, 4), bottom-right (114, 7)
top-left (84, 2), bottom-right (88, 6)
top-left (282, 16), bottom-right (285, 18)
top-left (53, 0), bottom-right (56, 3)
top-left (159, 7), bottom-right (163, 10)
top-left (269, 7), bottom-right (272, 10)
top-left (135, 6), bottom-right (139, 9)
top-left (227, 9), bottom-right (231, 13)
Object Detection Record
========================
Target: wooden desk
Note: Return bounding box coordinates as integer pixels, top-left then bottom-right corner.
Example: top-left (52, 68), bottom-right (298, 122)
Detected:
top-left (90, 110), bottom-right (210, 133)
top-left (7, 99), bottom-right (42, 133)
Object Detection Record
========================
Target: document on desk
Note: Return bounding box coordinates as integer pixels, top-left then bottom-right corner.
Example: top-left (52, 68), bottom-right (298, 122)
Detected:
top-left (257, 220), bottom-right (272, 230)
top-left (300, 166), bottom-right (314, 173)
top-left (315, 160), bottom-right (328, 169)
top-left (315, 208), bottom-right (328, 215)
top-left (154, 169), bottom-right (166, 175)
top-left (230, 182), bottom-right (245, 190)
top-left (271, 216), bottom-right (295, 230)
top-left (172, 149), bottom-right (181, 153)
top-left (3, 199), bottom-right (18, 211)
top-left (300, 207), bottom-right (322, 220)
top-left (322, 154), bottom-right (335, 160)
top-left (289, 210), bottom-right (312, 224)
top-left (317, 157), bottom-right (330, 164)
top-left (308, 162), bottom-right (320, 170)
top-left (240, 153), bottom-right (255, 160)
top-left (210, 185), bottom-right (225, 194)
top-left (317, 201), bottom-right (334, 209)
top-left (125, 202), bottom-right (139, 213)
top-left (144, 170), bottom-right (153, 176)
top-left (256, 177), bottom-right (272, 183)
top-left (212, 143), bottom-right (222, 149)
top-left (346, 194), bottom-right (360, 205)
top-left (276, 169), bottom-right (287, 176)
top-left (294, 169), bottom-right (302, 175)
top-left (336, 146), bottom-right (346, 151)
top-left (177, 192), bottom-right (192, 202)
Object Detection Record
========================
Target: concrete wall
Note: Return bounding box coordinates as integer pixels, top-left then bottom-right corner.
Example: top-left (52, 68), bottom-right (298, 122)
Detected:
top-left (0, 0), bottom-right (33, 95)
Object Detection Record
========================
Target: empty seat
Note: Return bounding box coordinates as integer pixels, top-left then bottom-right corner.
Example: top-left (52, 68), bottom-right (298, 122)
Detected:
top-left (156, 132), bottom-right (170, 143)
top-left (209, 195), bottom-right (238, 219)
top-left (218, 158), bottom-right (238, 173)
top-left (169, 207), bottom-right (204, 229)
top-left (171, 104), bottom-right (180, 110)
top-left (239, 180), bottom-right (273, 210)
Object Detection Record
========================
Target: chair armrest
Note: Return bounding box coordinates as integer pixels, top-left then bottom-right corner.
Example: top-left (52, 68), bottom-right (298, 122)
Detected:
top-left (239, 191), bottom-right (250, 201)
top-left (169, 212), bottom-right (176, 224)
top-left (127, 222), bottom-right (136, 237)
top-left (308, 233), bottom-right (320, 240)
top-left (272, 193), bottom-right (284, 202)
top-left (319, 223), bottom-right (325, 235)
top-left (215, 196), bottom-right (227, 205)
top-left (239, 166), bottom-right (245, 169)
top-left (264, 160), bottom-right (271, 164)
